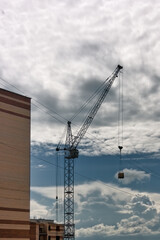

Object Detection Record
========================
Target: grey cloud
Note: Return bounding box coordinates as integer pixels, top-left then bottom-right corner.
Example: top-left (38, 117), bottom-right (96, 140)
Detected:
top-left (0, 0), bottom-right (160, 154)
top-left (130, 194), bottom-right (157, 218)
top-left (76, 191), bottom-right (160, 238)
top-left (31, 178), bottom-right (160, 239)
top-left (149, 74), bottom-right (160, 95)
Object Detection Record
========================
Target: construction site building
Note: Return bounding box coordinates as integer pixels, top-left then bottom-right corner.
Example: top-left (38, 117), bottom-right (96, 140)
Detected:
top-left (30, 219), bottom-right (64, 240)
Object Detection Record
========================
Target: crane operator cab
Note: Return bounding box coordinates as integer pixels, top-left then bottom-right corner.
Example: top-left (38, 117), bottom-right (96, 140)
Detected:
top-left (65, 148), bottom-right (79, 159)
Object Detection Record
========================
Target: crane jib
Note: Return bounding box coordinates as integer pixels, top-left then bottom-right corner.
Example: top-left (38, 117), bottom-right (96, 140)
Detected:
top-left (71, 64), bottom-right (123, 149)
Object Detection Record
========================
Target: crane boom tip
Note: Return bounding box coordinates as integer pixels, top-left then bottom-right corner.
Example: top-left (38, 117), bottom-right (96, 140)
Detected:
top-left (118, 65), bottom-right (123, 69)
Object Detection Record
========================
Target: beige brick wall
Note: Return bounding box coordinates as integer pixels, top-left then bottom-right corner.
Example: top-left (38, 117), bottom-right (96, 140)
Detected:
top-left (0, 88), bottom-right (31, 239)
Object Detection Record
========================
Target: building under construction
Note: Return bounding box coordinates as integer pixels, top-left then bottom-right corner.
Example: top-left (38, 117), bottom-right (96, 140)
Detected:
top-left (30, 219), bottom-right (64, 240)
top-left (0, 88), bottom-right (64, 239)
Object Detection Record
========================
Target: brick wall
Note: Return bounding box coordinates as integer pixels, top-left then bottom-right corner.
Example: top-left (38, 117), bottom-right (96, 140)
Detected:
top-left (0, 88), bottom-right (31, 239)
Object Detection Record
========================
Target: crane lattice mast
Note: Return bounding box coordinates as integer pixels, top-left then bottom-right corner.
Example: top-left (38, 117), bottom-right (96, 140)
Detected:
top-left (57, 65), bottom-right (123, 240)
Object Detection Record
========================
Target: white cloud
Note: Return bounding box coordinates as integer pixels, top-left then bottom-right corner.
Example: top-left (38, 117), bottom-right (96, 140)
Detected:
top-left (76, 223), bottom-right (115, 237)
top-left (30, 199), bottom-right (50, 219)
top-left (76, 214), bottom-right (160, 238)
top-left (75, 192), bottom-right (160, 238)
top-left (115, 168), bottom-right (150, 184)
top-left (31, 180), bottom-right (160, 238)
top-left (129, 194), bottom-right (157, 218)
top-left (37, 164), bottom-right (46, 168)
top-left (31, 186), bottom-right (57, 200)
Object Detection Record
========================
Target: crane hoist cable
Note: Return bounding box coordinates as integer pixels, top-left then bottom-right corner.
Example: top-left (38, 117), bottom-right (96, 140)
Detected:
top-left (118, 68), bottom-right (124, 179)
top-left (0, 76), bottom-right (68, 125)
top-left (56, 150), bottom-right (59, 222)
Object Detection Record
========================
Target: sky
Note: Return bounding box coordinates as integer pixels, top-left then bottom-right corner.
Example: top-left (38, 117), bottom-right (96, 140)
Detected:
top-left (0, 0), bottom-right (160, 239)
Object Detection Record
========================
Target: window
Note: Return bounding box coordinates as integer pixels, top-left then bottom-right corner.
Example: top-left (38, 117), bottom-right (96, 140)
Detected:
top-left (56, 226), bottom-right (60, 231)
top-left (39, 237), bottom-right (45, 240)
top-left (56, 237), bottom-right (60, 240)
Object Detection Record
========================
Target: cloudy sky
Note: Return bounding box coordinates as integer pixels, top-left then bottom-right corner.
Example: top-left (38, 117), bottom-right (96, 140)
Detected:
top-left (0, 0), bottom-right (160, 239)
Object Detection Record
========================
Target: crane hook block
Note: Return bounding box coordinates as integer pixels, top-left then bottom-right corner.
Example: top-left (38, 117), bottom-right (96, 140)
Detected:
top-left (118, 146), bottom-right (123, 151)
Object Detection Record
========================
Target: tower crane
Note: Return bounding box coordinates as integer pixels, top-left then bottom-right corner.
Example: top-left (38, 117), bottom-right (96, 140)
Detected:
top-left (56, 65), bottom-right (123, 240)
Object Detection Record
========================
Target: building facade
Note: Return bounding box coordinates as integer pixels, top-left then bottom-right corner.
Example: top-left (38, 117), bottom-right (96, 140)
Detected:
top-left (30, 219), bottom-right (64, 240)
top-left (0, 88), bottom-right (31, 239)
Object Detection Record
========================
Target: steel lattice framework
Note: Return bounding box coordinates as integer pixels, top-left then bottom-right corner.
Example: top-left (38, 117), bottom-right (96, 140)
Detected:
top-left (64, 157), bottom-right (74, 239)
top-left (64, 121), bottom-right (75, 239)
top-left (57, 65), bottom-right (123, 240)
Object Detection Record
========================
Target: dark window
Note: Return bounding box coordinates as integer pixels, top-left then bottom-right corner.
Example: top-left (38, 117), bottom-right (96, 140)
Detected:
top-left (56, 237), bottom-right (60, 240)
top-left (39, 237), bottom-right (44, 240)
top-left (48, 237), bottom-right (51, 240)
top-left (56, 226), bottom-right (60, 231)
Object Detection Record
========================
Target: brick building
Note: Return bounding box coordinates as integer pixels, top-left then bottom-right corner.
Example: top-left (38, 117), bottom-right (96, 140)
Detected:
top-left (0, 88), bottom-right (64, 240)
top-left (30, 219), bottom-right (64, 240)
top-left (0, 88), bottom-right (31, 239)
